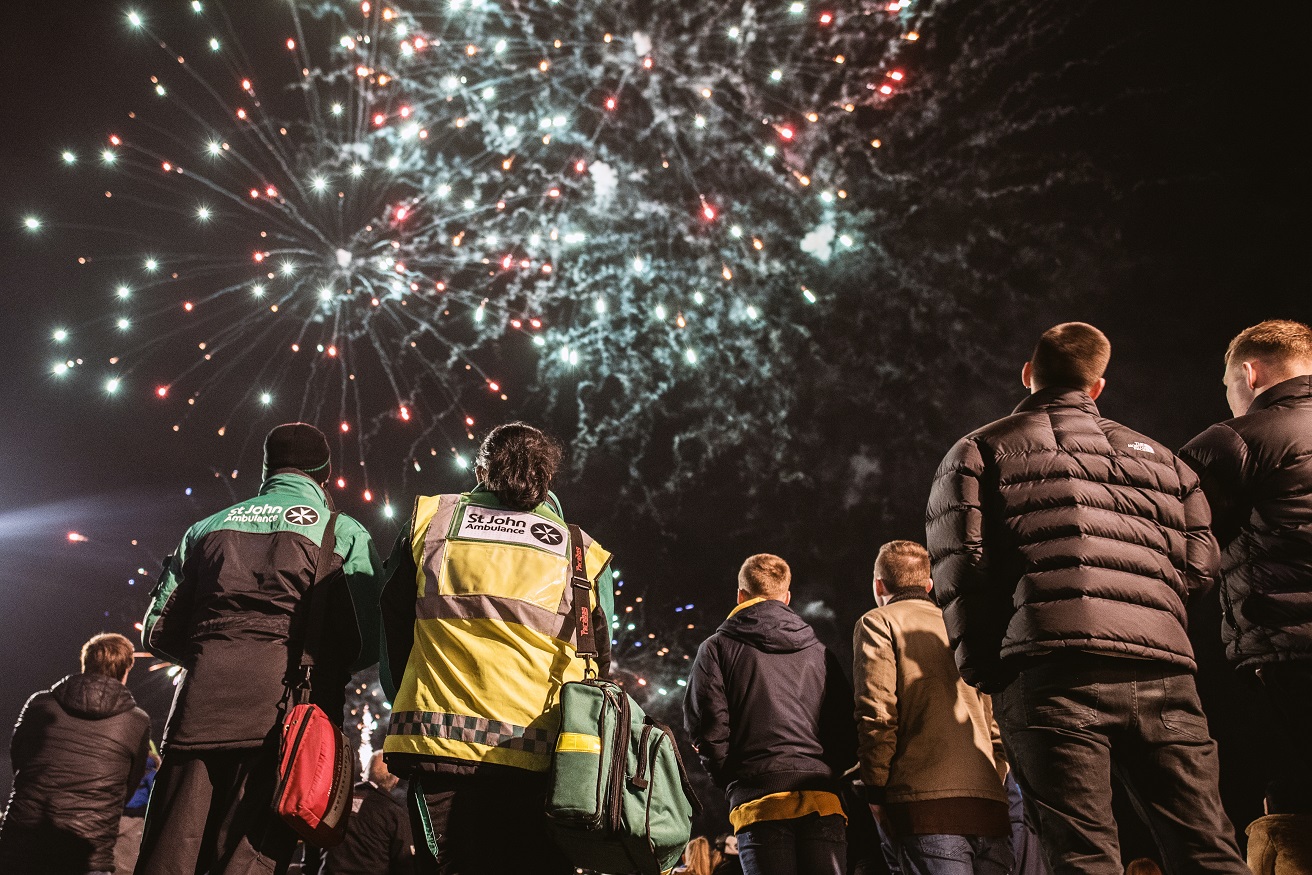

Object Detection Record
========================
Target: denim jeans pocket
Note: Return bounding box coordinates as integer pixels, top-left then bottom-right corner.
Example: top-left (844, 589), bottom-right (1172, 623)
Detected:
top-left (1158, 673), bottom-right (1209, 741)
top-left (1020, 668), bottom-right (1101, 730)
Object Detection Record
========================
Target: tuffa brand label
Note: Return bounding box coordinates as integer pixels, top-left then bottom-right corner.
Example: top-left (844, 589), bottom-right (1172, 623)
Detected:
top-left (455, 506), bottom-right (568, 557)
top-left (224, 503), bottom-right (286, 524)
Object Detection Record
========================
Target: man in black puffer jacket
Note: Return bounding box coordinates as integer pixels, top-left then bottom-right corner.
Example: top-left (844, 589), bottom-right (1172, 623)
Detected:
top-left (685, 554), bottom-right (856, 875)
top-left (926, 323), bottom-right (1247, 875)
top-left (0, 633), bottom-right (150, 874)
top-left (1181, 319), bottom-right (1312, 817)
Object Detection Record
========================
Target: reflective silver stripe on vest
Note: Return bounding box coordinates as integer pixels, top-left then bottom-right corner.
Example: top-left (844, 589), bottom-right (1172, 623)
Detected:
top-left (416, 496), bottom-right (461, 602)
top-left (388, 709), bottom-right (555, 754)
top-left (415, 593), bottom-right (573, 640)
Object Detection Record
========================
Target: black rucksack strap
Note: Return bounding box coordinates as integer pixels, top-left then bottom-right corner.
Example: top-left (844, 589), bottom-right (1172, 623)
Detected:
top-left (567, 524), bottom-right (599, 661)
top-left (288, 512), bottom-right (339, 703)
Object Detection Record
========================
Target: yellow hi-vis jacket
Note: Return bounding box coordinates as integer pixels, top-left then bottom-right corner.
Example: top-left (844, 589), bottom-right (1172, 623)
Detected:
top-left (383, 489), bottom-right (613, 773)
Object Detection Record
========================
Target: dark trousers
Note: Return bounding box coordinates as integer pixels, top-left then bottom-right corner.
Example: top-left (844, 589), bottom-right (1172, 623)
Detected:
top-left (407, 772), bottom-right (573, 875)
top-left (737, 812), bottom-right (847, 875)
top-left (134, 746), bottom-right (298, 875)
top-left (1256, 660), bottom-right (1312, 813)
top-left (993, 657), bottom-right (1247, 875)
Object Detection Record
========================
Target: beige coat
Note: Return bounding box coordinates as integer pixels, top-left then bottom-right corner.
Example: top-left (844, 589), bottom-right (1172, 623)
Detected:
top-left (853, 594), bottom-right (1008, 804)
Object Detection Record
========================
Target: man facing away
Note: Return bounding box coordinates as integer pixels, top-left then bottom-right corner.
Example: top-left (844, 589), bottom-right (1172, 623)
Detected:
top-left (684, 554), bottom-right (856, 875)
top-left (1179, 319), bottom-right (1312, 817)
top-left (853, 540), bottom-right (1012, 875)
top-left (134, 422), bottom-right (384, 875)
top-left (0, 633), bottom-right (151, 875)
top-left (325, 751), bottom-right (415, 875)
top-left (925, 322), bottom-right (1248, 874)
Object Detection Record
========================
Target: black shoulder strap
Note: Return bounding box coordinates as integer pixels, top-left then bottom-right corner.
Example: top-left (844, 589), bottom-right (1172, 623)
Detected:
top-left (567, 524), bottom-right (599, 661)
top-left (290, 511), bottom-right (339, 697)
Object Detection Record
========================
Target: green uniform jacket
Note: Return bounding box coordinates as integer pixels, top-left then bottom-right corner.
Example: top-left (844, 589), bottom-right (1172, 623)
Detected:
top-left (142, 472), bottom-right (384, 750)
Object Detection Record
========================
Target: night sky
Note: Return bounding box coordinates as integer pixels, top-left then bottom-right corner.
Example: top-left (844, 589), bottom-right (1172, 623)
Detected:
top-left (0, 0), bottom-right (1308, 842)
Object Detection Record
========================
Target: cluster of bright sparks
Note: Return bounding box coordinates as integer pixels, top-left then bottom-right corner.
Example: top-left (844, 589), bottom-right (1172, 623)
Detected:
top-left (30, 0), bottom-right (926, 506)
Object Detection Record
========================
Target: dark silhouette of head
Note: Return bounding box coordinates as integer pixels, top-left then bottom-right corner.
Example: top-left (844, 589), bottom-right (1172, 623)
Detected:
top-left (474, 422), bottom-right (562, 511)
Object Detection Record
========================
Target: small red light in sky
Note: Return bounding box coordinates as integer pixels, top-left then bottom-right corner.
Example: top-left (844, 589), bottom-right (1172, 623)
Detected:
top-left (702, 204), bottom-right (716, 221)
top-left (548, 187), bottom-right (561, 198)
top-left (183, 302), bottom-right (194, 311)
top-left (889, 70), bottom-right (904, 81)
top-left (265, 185), bottom-right (278, 197)
top-left (241, 79), bottom-right (252, 91)
top-left (156, 386), bottom-right (169, 398)
top-left (880, 84), bottom-right (893, 94)
top-left (254, 252), bottom-right (265, 262)
top-left (250, 188), bottom-right (260, 198)
top-left (780, 126), bottom-right (795, 140)
top-left (604, 96), bottom-right (617, 111)
top-left (327, 345), bottom-right (338, 357)
top-left (465, 416), bottom-right (475, 426)
top-left (286, 39), bottom-right (296, 50)
top-left (68, 532), bottom-right (89, 543)
top-left (373, 113), bottom-right (386, 126)
top-left (642, 57), bottom-right (653, 69)
top-left (399, 106), bottom-right (412, 118)
top-left (236, 108), bottom-right (247, 120)
top-left (162, 161), bottom-right (172, 171)
top-left (575, 160), bottom-right (587, 173)
top-left (395, 205), bottom-right (409, 221)
top-left (109, 135), bottom-right (121, 146)
top-left (340, 421), bottom-right (350, 432)
top-left (819, 12), bottom-right (833, 24)
top-left (400, 406), bottom-right (411, 421)
top-left (336, 477), bottom-right (346, 488)
top-left (363, 490), bottom-right (373, 502)
top-left (488, 381), bottom-right (500, 392)
top-left (501, 255), bottom-right (513, 269)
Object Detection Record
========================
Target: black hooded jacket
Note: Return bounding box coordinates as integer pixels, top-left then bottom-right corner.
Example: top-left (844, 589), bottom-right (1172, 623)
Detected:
top-left (0, 673), bottom-right (151, 874)
top-left (1180, 375), bottom-right (1312, 667)
top-left (684, 599), bottom-right (856, 810)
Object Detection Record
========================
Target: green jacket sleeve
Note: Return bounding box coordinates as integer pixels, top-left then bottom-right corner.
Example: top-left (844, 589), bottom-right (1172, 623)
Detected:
top-left (141, 529), bottom-right (195, 663)
top-left (339, 516), bottom-right (386, 674)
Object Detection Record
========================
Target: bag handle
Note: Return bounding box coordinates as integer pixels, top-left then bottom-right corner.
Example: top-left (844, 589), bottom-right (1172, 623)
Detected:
top-left (288, 511), bottom-right (339, 703)
top-left (566, 524), bottom-right (599, 666)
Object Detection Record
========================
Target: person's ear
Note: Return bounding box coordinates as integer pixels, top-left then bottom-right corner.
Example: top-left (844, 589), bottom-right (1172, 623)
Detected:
top-left (1021, 361), bottom-right (1034, 390)
top-left (1243, 360), bottom-right (1260, 391)
top-left (875, 579), bottom-right (888, 597)
top-left (923, 578), bottom-right (934, 593)
top-left (736, 589), bottom-right (748, 604)
top-left (784, 591), bottom-right (791, 605)
top-left (1087, 377), bottom-right (1106, 401)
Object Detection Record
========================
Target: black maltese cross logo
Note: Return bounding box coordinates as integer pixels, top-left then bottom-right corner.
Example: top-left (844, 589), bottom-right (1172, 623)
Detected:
top-left (530, 522), bottom-right (563, 545)
top-left (284, 506), bottom-right (320, 527)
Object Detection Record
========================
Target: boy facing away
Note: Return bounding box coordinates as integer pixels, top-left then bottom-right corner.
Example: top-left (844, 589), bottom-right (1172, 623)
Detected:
top-left (684, 554), bottom-right (856, 875)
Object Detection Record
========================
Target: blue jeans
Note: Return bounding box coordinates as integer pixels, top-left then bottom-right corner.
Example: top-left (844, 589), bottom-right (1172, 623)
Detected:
top-left (897, 834), bottom-right (1013, 875)
top-left (738, 812), bottom-right (846, 875)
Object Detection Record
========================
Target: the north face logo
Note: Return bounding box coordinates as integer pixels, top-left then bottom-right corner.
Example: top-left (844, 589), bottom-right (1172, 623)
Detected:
top-left (1128, 442), bottom-right (1155, 454)
top-left (284, 506), bottom-right (320, 526)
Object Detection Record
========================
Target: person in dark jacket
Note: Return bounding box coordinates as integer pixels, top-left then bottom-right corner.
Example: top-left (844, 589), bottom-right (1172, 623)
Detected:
top-left (0, 633), bottom-right (151, 875)
top-left (684, 553), bottom-right (856, 875)
top-left (325, 752), bottom-right (414, 875)
top-left (925, 323), bottom-right (1247, 875)
top-left (134, 422), bottom-right (384, 875)
top-left (1180, 319), bottom-right (1312, 815)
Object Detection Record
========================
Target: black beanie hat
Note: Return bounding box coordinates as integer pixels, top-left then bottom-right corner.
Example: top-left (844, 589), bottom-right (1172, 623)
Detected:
top-left (263, 422), bottom-right (331, 482)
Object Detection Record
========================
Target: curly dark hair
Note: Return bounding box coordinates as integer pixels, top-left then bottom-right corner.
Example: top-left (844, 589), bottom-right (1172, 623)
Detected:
top-left (475, 422), bottom-right (563, 511)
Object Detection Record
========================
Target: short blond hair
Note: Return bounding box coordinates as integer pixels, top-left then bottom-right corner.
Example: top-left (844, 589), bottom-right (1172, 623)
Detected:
top-left (81, 633), bottom-right (135, 680)
top-left (875, 541), bottom-right (931, 593)
top-left (738, 554), bottom-right (791, 600)
top-left (1226, 320), bottom-right (1312, 370)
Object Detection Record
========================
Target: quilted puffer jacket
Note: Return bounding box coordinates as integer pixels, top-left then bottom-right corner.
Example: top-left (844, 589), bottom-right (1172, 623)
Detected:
top-left (0, 673), bottom-right (151, 874)
top-left (1181, 375), bottom-right (1312, 667)
top-left (926, 387), bottom-right (1220, 691)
